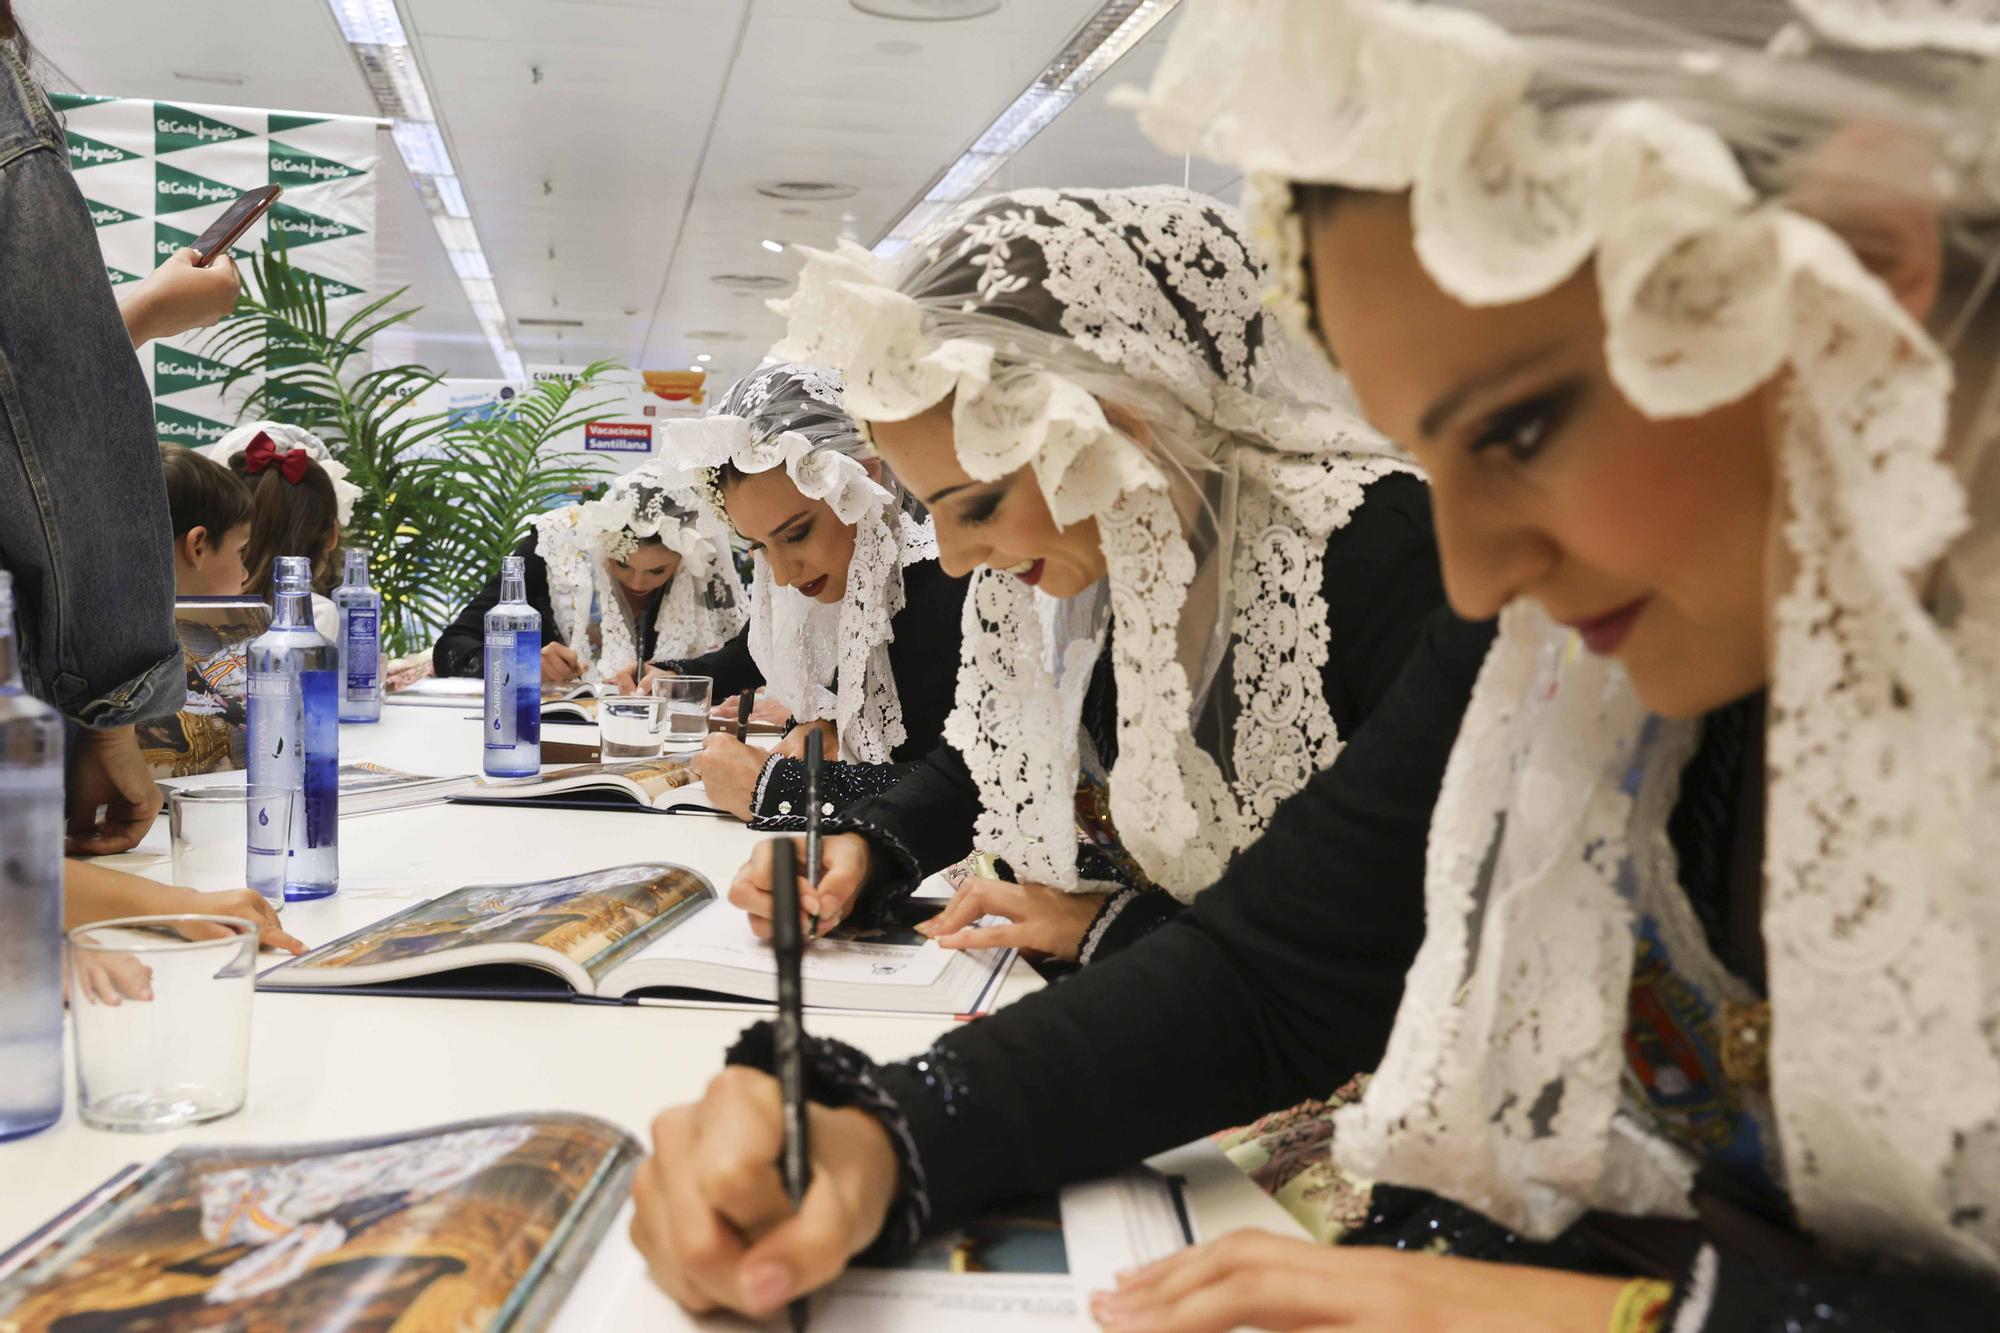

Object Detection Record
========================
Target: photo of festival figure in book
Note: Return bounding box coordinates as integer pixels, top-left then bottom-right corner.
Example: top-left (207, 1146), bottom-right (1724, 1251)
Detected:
top-left (138, 598), bottom-right (272, 779)
top-left (0, 1114), bottom-right (639, 1332)
top-left (302, 865), bottom-right (711, 976)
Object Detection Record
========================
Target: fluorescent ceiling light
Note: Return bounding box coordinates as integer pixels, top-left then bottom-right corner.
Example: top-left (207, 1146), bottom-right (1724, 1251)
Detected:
top-left (323, 0), bottom-right (521, 378)
top-left (760, 238), bottom-right (785, 254)
top-left (873, 0), bottom-right (1180, 255)
top-left (696, 353), bottom-right (713, 363)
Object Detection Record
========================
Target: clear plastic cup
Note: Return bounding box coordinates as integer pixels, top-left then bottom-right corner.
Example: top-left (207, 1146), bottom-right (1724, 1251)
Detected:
top-left (168, 785), bottom-right (292, 901)
top-left (650, 675), bottom-right (713, 753)
top-left (67, 915), bottom-right (258, 1132)
top-left (598, 695), bottom-right (668, 759)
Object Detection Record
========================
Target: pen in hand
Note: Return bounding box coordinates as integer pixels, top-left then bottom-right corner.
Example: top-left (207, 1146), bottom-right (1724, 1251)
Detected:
top-left (770, 839), bottom-right (813, 1333)
top-left (735, 687), bottom-right (753, 742)
top-left (803, 728), bottom-right (824, 940)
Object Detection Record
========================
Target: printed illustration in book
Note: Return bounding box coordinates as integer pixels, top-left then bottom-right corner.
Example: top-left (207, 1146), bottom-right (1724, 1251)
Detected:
top-left (138, 597), bottom-right (272, 779)
top-left (0, 1114), bottom-right (637, 1333)
top-left (258, 863), bottom-right (1014, 1016)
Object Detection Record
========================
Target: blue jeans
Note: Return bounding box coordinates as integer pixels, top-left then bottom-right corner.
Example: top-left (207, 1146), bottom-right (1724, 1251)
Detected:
top-left (0, 43), bottom-right (178, 728)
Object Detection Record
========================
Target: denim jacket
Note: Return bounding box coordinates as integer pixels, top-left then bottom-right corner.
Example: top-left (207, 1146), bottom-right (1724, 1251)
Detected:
top-left (0, 42), bottom-right (180, 728)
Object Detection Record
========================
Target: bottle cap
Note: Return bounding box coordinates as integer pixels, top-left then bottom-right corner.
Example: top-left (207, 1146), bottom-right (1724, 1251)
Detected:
top-left (344, 547), bottom-right (370, 571)
top-left (502, 555), bottom-right (526, 578)
top-left (274, 555), bottom-right (312, 595)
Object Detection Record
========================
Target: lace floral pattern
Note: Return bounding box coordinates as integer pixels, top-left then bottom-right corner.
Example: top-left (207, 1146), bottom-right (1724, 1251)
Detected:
top-left (660, 365), bottom-right (930, 764)
top-left (776, 187), bottom-right (1405, 898)
top-left (1131, 0), bottom-right (2000, 1278)
top-left (526, 462), bottom-right (743, 680)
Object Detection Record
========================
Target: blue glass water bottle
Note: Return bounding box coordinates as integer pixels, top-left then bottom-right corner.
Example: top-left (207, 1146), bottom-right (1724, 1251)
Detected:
top-left (483, 555), bottom-right (541, 777)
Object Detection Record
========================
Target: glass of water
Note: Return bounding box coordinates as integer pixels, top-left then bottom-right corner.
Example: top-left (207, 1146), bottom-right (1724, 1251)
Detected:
top-left (168, 785), bottom-right (292, 902)
top-left (67, 915), bottom-right (258, 1132)
top-left (598, 695), bottom-right (668, 759)
top-left (651, 675), bottom-right (713, 754)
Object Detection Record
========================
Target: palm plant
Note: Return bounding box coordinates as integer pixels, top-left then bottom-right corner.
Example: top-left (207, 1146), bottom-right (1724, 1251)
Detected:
top-left (207, 246), bottom-right (618, 654)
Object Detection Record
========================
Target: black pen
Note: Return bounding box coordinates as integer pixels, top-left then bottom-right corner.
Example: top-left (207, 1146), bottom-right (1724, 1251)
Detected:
top-left (769, 839), bottom-right (812, 1333)
top-left (802, 727), bottom-right (824, 940)
top-left (735, 687), bottom-right (754, 742)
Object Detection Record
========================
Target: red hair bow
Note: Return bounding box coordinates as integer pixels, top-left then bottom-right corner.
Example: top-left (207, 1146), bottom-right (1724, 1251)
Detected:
top-left (243, 431), bottom-right (310, 484)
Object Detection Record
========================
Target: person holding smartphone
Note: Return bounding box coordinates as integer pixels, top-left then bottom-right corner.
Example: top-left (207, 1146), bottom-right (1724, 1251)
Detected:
top-left (0, 5), bottom-right (242, 852)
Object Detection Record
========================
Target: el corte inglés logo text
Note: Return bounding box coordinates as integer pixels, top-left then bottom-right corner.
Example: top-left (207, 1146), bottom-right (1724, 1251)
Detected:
top-left (70, 141), bottom-right (126, 165)
top-left (276, 156), bottom-right (353, 182)
top-left (158, 176), bottom-right (236, 204)
top-left (160, 352), bottom-right (230, 384)
top-left (89, 204), bottom-right (128, 226)
top-left (276, 215), bottom-right (352, 241)
top-left (155, 115), bottom-right (237, 144)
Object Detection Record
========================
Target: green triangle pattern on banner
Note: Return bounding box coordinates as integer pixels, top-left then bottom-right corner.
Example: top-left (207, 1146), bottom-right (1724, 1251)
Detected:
top-left (155, 344), bottom-right (237, 397)
top-left (268, 112), bottom-right (326, 134)
top-left (268, 201), bottom-right (364, 249)
top-left (65, 130), bottom-right (140, 171)
top-left (154, 103), bottom-right (248, 156)
top-left (155, 160), bottom-right (241, 215)
top-left (155, 219), bottom-right (251, 265)
top-left (50, 93), bottom-right (116, 111)
top-left (270, 140), bottom-right (360, 187)
top-left (106, 265), bottom-right (143, 286)
top-left (86, 198), bottom-right (142, 228)
top-left (299, 268), bottom-right (365, 300)
top-left (155, 403), bottom-right (231, 446)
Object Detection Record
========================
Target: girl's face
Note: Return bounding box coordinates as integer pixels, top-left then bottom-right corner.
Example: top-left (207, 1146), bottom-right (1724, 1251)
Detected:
top-left (724, 468), bottom-right (857, 604)
top-left (608, 541), bottom-right (680, 598)
top-left (868, 399), bottom-right (1108, 600)
top-left (1307, 192), bottom-right (1776, 719)
top-left (178, 522), bottom-right (252, 598)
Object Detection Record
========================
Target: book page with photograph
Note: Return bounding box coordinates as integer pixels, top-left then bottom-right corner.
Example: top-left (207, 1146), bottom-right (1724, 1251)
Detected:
top-left (549, 1171), bottom-right (1192, 1332)
top-left (464, 757), bottom-right (699, 809)
top-left (138, 597), bottom-right (272, 779)
top-left (0, 1114), bottom-right (639, 1333)
top-left (260, 864), bottom-right (715, 994)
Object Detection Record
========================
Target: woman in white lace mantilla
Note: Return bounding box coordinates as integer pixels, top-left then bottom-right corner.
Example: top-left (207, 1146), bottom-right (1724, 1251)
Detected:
top-left (653, 362), bottom-right (970, 828)
top-left (1087, 0), bottom-right (2000, 1327)
top-left (430, 462), bottom-right (743, 687)
top-left (728, 185), bottom-right (1444, 963)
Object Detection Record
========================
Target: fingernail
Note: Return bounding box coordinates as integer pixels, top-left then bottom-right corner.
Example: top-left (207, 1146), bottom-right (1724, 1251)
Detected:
top-left (746, 1261), bottom-right (792, 1307)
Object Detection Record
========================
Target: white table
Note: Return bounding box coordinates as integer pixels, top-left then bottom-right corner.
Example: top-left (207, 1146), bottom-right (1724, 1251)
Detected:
top-left (1, 700), bottom-right (1302, 1324)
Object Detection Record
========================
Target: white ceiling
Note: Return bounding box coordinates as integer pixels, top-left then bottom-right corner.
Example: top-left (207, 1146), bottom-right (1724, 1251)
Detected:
top-left (27, 0), bottom-right (1236, 390)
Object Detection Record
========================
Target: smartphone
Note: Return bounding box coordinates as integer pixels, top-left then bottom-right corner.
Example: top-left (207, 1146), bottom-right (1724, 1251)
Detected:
top-left (189, 185), bottom-right (282, 267)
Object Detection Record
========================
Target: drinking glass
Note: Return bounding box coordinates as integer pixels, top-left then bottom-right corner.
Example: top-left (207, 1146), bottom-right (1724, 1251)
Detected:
top-left (651, 675), bottom-right (712, 753)
top-left (68, 915), bottom-right (258, 1132)
top-left (168, 784), bottom-right (292, 901)
top-left (598, 695), bottom-right (667, 759)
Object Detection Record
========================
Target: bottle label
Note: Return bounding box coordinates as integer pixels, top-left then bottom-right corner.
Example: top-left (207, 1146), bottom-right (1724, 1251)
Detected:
top-left (300, 669), bottom-right (340, 852)
top-left (486, 631), bottom-right (519, 748)
top-left (342, 608), bottom-right (380, 692)
top-left (246, 669), bottom-right (303, 796)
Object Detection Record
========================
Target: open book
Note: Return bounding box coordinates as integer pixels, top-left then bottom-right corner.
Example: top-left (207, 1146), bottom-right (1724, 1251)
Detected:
top-left (0, 1115), bottom-right (1188, 1333)
top-left (257, 863), bottom-right (1015, 1016)
top-left (0, 1114), bottom-right (635, 1333)
top-left (386, 677), bottom-right (599, 714)
top-left (138, 596), bottom-right (272, 779)
top-left (455, 757), bottom-right (707, 812)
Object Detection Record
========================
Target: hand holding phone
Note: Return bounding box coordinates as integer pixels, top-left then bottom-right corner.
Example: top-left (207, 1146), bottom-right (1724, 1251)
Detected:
top-left (191, 184), bottom-right (281, 267)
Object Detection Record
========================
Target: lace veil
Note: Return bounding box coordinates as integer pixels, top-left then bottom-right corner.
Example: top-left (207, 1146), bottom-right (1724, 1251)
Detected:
top-left (659, 363), bottom-right (936, 765)
top-left (527, 461), bottom-right (744, 681)
top-left (1129, 0), bottom-right (2000, 1275)
top-left (204, 422), bottom-right (364, 529)
top-left (771, 187), bottom-right (1407, 899)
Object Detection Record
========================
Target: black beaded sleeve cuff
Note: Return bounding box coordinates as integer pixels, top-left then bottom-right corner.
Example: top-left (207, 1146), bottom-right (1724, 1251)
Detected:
top-left (1077, 887), bottom-right (1186, 965)
top-left (725, 1022), bottom-right (932, 1263)
top-left (802, 811), bottom-right (925, 930)
top-left (749, 757), bottom-right (909, 832)
top-left (1661, 1242), bottom-right (2000, 1333)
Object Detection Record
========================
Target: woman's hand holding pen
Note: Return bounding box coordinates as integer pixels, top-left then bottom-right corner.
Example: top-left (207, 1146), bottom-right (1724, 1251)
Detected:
top-left (728, 834), bottom-right (870, 941)
top-left (691, 734), bottom-right (771, 822)
top-left (629, 1067), bottom-right (899, 1319)
top-left (542, 641), bottom-right (584, 684)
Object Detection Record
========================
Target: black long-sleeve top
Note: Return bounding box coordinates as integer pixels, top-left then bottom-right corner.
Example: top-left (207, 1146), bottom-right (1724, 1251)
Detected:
top-left (433, 531), bottom-right (677, 678)
top-left (833, 470), bottom-right (1443, 956)
top-left (660, 558), bottom-right (971, 828)
top-left (732, 603), bottom-right (1998, 1329)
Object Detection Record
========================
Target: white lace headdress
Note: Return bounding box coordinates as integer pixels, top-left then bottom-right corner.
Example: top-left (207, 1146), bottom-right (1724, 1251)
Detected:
top-left (527, 461), bottom-right (744, 681)
top-left (659, 363), bottom-right (936, 764)
top-left (771, 186), bottom-right (1407, 900)
top-left (205, 422), bottom-right (363, 528)
top-left (1130, 0), bottom-right (2000, 1275)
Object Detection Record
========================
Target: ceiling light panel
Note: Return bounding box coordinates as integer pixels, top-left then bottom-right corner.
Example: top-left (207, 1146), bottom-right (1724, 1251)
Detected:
top-left (324, 0), bottom-right (520, 379)
top-left (875, 0), bottom-right (1181, 255)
